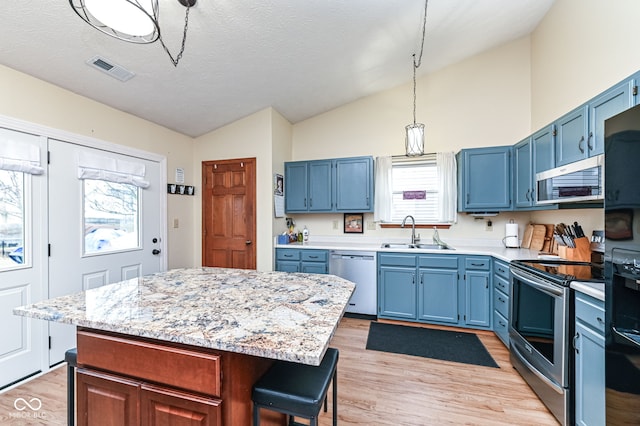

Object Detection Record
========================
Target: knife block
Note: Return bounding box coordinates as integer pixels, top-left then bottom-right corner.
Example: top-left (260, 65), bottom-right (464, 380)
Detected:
top-left (558, 237), bottom-right (591, 262)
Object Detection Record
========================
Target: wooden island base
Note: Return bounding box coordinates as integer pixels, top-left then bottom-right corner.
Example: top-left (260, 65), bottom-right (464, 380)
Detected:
top-left (75, 328), bottom-right (286, 426)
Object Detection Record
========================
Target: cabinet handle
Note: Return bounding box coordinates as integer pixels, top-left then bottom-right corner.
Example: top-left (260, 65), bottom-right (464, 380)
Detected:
top-left (485, 278), bottom-right (489, 289)
top-left (525, 189), bottom-right (530, 201)
top-left (578, 136), bottom-right (585, 153)
top-left (587, 131), bottom-right (594, 151)
top-left (284, 254), bottom-right (293, 258)
top-left (498, 296), bottom-right (504, 303)
top-left (412, 274), bottom-right (416, 285)
top-left (597, 316), bottom-right (604, 324)
top-left (471, 263), bottom-right (484, 267)
top-left (304, 198), bottom-right (307, 207)
top-left (309, 198), bottom-right (313, 207)
top-left (573, 333), bottom-right (580, 354)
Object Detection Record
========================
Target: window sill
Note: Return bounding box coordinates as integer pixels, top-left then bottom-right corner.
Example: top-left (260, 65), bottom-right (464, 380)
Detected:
top-left (379, 224), bottom-right (451, 229)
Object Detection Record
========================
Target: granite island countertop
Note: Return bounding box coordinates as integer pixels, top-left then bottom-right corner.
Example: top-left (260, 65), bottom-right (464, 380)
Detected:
top-left (14, 267), bottom-right (355, 366)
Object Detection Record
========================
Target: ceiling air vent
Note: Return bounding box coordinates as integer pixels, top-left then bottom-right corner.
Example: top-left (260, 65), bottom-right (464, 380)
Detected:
top-left (86, 55), bottom-right (135, 82)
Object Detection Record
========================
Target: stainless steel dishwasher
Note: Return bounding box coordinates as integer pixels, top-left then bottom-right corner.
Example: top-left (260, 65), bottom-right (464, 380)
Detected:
top-left (329, 250), bottom-right (377, 315)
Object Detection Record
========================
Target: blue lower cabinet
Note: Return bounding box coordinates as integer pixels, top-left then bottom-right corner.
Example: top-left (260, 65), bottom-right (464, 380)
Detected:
top-left (574, 292), bottom-right (605, 426)
top-left (378, 253), bottom-right (491, 330)
top-left (418, 268), bottom-right (458, 324)
top-left (378, 266), bottom-right (417, 319)
top-left (275, 248), bottom-right (328, 274)
top-left (492, 258), bottom-right (511, 346)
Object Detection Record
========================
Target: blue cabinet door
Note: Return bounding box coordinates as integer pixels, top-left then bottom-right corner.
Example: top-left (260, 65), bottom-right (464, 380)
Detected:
top-left (418, 268), bottom-right (459, 324)
top-left (276, 261), bottom-right (300, 272)
top-left (284, 162), bottom-right (308, 212)
top-left (532, 124), bottom-right (555, 174)
top-left (514, 138), bottom-right (533, 208)
top-left (588, 78), bottom-right (636, 157)
top-left (335, 157), bottom-right (373, 212)
top-left (464, 270), bottom-right (491, 328)
top-left (308, 160), bottom-right (333, 211)
top-left (461, 146), bottom-right (512, 211)
top-left (574, 322), bottom-right (605, 426)
top-left (378, 267), bottom-right (416, 320)
top-left (556, 106), bottom-right (589, 166)
top-left (301, 262), bottom-right (327, 274)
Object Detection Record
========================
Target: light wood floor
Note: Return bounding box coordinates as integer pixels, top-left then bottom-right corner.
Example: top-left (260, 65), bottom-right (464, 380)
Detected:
top-left (0, 318), bottom-right (558, 425)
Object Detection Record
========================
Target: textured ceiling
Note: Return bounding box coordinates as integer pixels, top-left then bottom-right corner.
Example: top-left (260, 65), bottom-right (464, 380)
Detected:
top-left (0, 0), bottom-right (555, 138)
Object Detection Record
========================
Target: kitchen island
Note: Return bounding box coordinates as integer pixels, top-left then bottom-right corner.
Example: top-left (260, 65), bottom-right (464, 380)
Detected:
top-left (14, 267), bottom-right (355, 426)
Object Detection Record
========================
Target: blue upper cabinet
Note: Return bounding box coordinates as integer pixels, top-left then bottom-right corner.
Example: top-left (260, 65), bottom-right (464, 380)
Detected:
top-left (335, 156), bottom-right (373, 211)
top-left (284, 156), bottom-right (374, 213)
top-left (284, 162), bottom-right (309, 212)
top-left (555, 105), bottom-right (589, 166)
top-left (556, 76), bottom-right (637, 167)
top-left (458, 146), bottom-right (512, 212)
top-left (588, 78), bottom-right (637, 157)
top-left (514, 138), bottom-right (533, 209)
top-left (532, 125), bottom-right (555, 174)
top-left (308, 160), bottom-right (333, 211)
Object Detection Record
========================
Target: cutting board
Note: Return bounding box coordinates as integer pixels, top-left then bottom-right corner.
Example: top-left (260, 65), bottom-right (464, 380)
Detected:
top-left (530, 224), bottom-right (547, 251)
top-left (521, 224), bottom-right (534, 249)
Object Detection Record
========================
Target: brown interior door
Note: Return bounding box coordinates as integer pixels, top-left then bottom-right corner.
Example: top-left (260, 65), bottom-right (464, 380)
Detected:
top-left (202, 158), bottom-right (256, 269)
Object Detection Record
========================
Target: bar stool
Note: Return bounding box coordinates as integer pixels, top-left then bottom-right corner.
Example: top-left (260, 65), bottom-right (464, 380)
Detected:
top-left (252, 348), bottom-right (338, 426)
top-left (65, 348), bottom-right (77, 426)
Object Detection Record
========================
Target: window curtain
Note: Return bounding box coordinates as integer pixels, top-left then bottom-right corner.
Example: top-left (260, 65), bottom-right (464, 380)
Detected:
top-left (436, 151), bottom-right (457, 223)
top-left (374, 156), bottom-right (392, 222)
top-left (77, 152), bottom-right (150, 188)
top-left (0, 139), bottom-right (44, 175)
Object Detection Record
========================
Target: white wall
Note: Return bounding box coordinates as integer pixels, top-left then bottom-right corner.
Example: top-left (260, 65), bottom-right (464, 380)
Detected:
top-left (193, 108), bottom-right (283, 271)
top-left (0, 64), bottom-right (195, 269)
top-left (289, 36), bottom-right (534, 243)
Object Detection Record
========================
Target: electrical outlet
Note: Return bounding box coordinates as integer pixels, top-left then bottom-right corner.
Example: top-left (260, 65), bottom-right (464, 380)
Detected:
top-left (173, 218), bottom-right (179, 228)
top-left (485, 220), bottom-right (493, 231)
top-left (332, 220), bottom-right (339, 230)
top-left (367, 221), bottom-right (376, 231)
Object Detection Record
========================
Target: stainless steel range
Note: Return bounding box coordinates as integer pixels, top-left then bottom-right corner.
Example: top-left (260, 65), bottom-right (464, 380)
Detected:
top-left (509, 259), bottom-right (603, 425)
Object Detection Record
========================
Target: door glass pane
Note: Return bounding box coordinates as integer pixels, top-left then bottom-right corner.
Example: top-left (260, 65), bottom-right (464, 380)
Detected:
top-left (84, 179), bottom-right (139, 254)
top-left (0, 170), bottom-right (25, 269)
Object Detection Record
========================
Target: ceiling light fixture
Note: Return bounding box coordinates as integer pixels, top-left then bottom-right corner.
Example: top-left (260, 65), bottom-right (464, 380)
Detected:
top-left (69, 0), bottom-right (196, 67)
top-left (405, 0), bottom-right (429, 157)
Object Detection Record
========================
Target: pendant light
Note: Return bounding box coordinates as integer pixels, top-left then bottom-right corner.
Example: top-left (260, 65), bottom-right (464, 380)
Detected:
top-left (69, 0), bottom-right (197, 67)
top-left (405, 0), bottom-right (429, 157)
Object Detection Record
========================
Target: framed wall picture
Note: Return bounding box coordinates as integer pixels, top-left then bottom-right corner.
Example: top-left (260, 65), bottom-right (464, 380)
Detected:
top-left (344, 213), bottom-right (363, 234)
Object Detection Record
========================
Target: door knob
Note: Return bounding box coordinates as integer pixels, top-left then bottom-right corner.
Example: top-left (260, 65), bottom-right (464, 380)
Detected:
top-left (245, 240), bottom-right (252, 245)
top-left (152, 249), bottom-right (161, 255)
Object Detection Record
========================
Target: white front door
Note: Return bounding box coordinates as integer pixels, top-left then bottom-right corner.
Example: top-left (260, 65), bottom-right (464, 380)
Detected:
top-left (47, 139), bottom-right (165, 365)
top-left (0, 129), bottom-right (47, 388)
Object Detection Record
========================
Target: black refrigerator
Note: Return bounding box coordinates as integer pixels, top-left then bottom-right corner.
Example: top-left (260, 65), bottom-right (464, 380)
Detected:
top-left (604, 104), bottom-right (640, 424)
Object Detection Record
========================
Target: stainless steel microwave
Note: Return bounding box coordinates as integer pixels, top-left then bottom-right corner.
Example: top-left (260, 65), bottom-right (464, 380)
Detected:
top-left (536, 155), bottom-right (604, 204)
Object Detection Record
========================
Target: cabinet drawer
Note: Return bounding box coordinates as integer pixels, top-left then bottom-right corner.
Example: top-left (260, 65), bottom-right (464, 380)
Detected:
top-left (465, 257), bottom-right (490, 270)
top-left (276, 249), bottom-right (300, 261)
top-left (494, 274), bottom-right (510, 296)
top-left (378, 253), bottom-right (416, 267)
top-left (77, 330), bottom-right (221, 397)
top-left (301, 250), bottom-right (328, 262)
top-left (575, 292), bottom-right (605, 334)
top-left (494, 260), bottom-right (510, 280)
top-left (493, 310), bottom-right (509, 346)
top-left (494, 289), bottom-right (509, 318)
top-left (418, 255), bottom-right (458, 269)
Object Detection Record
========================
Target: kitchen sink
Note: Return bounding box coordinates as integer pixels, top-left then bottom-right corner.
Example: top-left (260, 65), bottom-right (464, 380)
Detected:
top-left (380, 243), bottom-right (453, 250)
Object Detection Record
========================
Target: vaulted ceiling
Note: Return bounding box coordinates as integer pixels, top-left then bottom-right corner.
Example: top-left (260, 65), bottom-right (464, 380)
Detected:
top-left (0, 0), bottom-right (555, 137)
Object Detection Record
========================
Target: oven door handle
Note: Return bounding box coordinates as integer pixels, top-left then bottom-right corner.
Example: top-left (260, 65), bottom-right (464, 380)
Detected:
top-left (510, 267), bottom-right (563, 297)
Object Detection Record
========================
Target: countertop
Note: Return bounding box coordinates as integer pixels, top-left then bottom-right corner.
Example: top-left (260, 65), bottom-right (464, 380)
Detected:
top-left (276, 238), bottom-right (543, 262)
top-left (13, 267), bottom-right (355, 366)
top-left (571, 281), bottom-right (605, 301)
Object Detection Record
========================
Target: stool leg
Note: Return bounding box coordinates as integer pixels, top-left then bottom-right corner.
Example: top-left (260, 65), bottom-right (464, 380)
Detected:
top-left (253, 403), bottom-right (260, 426)
top-left (67, 363), bottom-right (75, 426)
top-left (332, 369), bottom-right (337, 426)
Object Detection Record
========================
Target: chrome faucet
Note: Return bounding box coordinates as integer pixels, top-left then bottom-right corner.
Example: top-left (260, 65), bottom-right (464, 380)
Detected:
top-left (401, 215), bottom-right (420, 244)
